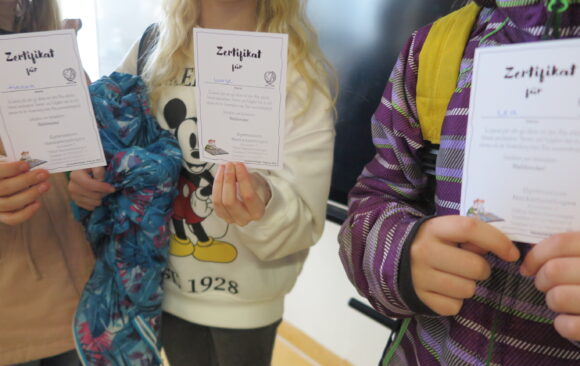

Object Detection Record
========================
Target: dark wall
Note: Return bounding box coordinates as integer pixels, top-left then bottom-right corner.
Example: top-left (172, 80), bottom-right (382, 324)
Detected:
top-left (307, 0), bottom-right (458, 206)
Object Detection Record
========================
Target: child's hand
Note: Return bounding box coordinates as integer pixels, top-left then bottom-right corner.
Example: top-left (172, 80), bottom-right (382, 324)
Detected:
top-left (0, 161), bottom-right (50, 225)
top-left (521, 232), bottom-right (580, 341)
top-left (411, 216), bottom-right (520, 316)
top-left (68, 167), bottom-right (115, 211)
top-left (212, 162), bottom-right (271, 226)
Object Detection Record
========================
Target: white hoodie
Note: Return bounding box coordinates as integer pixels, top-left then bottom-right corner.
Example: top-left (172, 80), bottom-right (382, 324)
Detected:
top-left (117, 40), bottom-right (334, 329)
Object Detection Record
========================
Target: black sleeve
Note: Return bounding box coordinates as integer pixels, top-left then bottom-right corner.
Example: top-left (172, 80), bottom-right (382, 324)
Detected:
top-left (398, 216), bottom-right (438, 316)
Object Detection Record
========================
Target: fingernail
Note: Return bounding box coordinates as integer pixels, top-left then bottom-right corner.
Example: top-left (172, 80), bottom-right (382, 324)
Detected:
top-left (109, 187), bottom-right (116, 193)
top-left (510, 247), bottom-right (520, 261)
top-left (37, 183), bottom-right (49, 193)
top-left (36, 171), bottom-right (48, 181)
top-left (226, 163), bottom-right (234, 173)
top-left (520, 266), bottom-right (530, 277)
top-left (19, 162), bottom-right (29, 171)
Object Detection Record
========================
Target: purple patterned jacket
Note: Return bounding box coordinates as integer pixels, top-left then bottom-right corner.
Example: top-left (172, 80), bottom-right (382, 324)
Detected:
top-left (339, 1), bottom-right (580, 365)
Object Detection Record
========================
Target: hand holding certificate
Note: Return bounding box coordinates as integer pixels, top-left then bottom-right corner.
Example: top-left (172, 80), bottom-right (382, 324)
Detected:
top-left (0, 159), bottom-right (50, 225)
top-left (0, 29), bottom-right (105, 173)
top-left (461, 38), bottom-right (580, 244)
top-left (193, 28), bottom-right (288, 170)
top-left (212, 162), bottom-right (271, 226)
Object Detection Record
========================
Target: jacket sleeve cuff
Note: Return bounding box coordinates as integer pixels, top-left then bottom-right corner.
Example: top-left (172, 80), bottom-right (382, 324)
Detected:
top-left (398, 215), bottom-right (438, 316)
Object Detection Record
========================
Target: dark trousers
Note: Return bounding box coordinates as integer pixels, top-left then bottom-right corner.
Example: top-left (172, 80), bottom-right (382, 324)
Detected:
top-left (11, 350), bottom-right (80, 366)
top-left (161, 312), bottom-right (281, 366)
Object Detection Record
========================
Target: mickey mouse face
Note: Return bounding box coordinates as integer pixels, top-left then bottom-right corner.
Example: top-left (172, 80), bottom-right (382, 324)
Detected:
top-left (163, 97), bottom-right (212, 174)
top-left (157, 86), bottom-right (196, 132)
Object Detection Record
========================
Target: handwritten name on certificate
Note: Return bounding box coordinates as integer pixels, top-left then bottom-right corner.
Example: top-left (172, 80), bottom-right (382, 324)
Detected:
top-left (194, 28), bottom-right (288, 169)
top-left (461, 38), bottom-right (580, 244)
top-left (0, 30), bottom-right (105, 173)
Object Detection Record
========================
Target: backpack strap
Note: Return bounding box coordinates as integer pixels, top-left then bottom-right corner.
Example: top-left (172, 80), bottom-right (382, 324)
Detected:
top-left (137, 23), bottom-right (159, 76)
top-left (416, 3), bottom-right (481, 145)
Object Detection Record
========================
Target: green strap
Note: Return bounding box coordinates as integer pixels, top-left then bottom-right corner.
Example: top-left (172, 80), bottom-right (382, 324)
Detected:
top-left (382, 318), bottom-right (411, 365)
top-left (479, 18), bottom-right (509, 45)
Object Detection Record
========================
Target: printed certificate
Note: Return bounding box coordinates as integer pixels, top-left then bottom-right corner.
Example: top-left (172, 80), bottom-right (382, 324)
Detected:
top-left (0, 30), bottom-right (105, 173)
top-left (194, 28), bottom-right (288, 170)
top-left (461, 38), bottom-right (580, 244)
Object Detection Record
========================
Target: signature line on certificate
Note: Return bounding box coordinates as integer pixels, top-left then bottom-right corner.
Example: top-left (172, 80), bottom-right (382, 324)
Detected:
top-left (1, 84), bottom-right (77, 94)
top-left (206, 81), bottom-right (274, 90)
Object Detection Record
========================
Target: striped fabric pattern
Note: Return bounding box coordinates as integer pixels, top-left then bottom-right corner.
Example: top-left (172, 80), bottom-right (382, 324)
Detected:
top-left (338, 2), bottom-right (580, 365)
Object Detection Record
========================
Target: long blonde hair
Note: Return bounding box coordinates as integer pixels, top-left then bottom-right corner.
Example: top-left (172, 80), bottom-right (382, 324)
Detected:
top-left (142, 0), bottom-right (335, 116)
top-left (14, 0), bottom-right (61, 32)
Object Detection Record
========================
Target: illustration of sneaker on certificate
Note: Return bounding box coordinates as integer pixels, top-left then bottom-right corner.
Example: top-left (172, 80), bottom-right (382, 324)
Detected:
top-left (466, 199), bottom-right (504, 223)
top-left (19, 151), bottom-right (47, 169)
top-left (204, 139), bottom-right (229, 156)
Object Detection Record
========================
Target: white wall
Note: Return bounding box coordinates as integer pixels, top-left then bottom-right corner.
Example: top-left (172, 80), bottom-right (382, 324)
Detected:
top-left (284, 220), bottom-right (391, 366)
top-left (58, 0), bottom-right (160, 80)
top-left (93, 0), bottom-right (161, 76)
top-left (58, 0), bottom-right (99, 80)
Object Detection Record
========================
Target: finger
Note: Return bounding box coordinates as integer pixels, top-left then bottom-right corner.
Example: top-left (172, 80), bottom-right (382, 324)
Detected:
top-left (212, 165), bottom-right (234, 224)
top-left (416, 290), bottom-right (463, 317)
top-left (0, 169), bottom-right (49, 197)
top-left (414, 269), bottom-right (477, 300)
top-left (554, 314), bottom-right (580, 341)
top-left (0, 161), bottom-right (29, 179)
top-left (221, 163), bottom-right (251, 225)
top-left (71, 194), bottom-right (102, 211)
top-left (91, 166), bottom-right (106, 181)
top-left (534, 258), bottom-right (580, 292)
top-left (545, 285), bottom-right (580, 314)
top-left (70, 169), bottom-right (115, 194)
top-left (69, 181), bottom-right (108, 201)
top-left (235, 163), bottom-right (264, 220)
top-left (0, 201), bottom-right (41, 226)
top-left (521, 232), bottom-right (580, 277)
top-left (424, 216), bottom-right (519, 262)
top-left (74, 196), bottom-right (101, 211)
top-left (412, 241), bottom-right (492, 281)
top-left (459, 242), bottom-right (488, 256)
top-left (0, 182), bottom-right (50, 212)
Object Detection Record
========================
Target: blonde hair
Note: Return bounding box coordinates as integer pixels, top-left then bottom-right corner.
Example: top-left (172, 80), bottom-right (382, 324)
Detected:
top-left (14, 0), bottom-right (61, 32)
top-left (143, 0), bottom-right (335, 116)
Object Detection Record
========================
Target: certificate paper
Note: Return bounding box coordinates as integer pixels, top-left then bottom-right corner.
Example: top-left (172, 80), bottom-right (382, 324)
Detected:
top-left (0, 30), bottom-right (105, 173)
top-left (194, 28), bottom-right (288, 169)
top-left (461, 39), bottom-right (580, 244)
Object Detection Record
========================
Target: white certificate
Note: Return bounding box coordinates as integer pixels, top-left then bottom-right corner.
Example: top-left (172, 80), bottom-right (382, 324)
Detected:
top-left (0, 30), bottom-right (105, 173)
top-left (461, 38), bottom-right (580, 244)
top-left (194, 28), bottom-right (288, 170)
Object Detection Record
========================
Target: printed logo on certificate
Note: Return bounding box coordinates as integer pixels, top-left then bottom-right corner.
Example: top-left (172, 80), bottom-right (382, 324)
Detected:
top-left (193, 28), bottom-right (288, 170)
top-left (461, 38), bottom-right (580, 244)
top-left (0, 30), bottom-right (105, 173)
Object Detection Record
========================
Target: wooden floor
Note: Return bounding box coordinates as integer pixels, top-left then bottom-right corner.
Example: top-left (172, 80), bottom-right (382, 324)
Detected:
top-left (272, 322), bottom-right (352, 366)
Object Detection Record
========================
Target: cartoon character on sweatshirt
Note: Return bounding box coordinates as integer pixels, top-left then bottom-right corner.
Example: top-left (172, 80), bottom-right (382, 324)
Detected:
top-left (161, 97), bottom-right (237, 264)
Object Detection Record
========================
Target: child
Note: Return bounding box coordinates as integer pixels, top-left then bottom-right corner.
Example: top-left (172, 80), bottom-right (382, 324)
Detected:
top-left (68, 0), bottom-right (335, 364)
top-left (338, 1), bottom-right (580, 365)
top-left (0, 1), bottom-right (94, 364)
